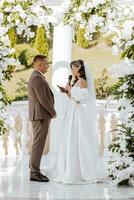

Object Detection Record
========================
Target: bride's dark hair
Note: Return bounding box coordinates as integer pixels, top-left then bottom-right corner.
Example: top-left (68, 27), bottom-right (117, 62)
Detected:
top-left (70, 59), bottom-right (86, 86)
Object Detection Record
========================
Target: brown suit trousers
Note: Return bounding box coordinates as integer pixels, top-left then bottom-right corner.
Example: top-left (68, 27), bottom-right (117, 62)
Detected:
top-left (28, 70), bottom-right (55, 178)
top-left (30, 119), bottom-right (50, 177)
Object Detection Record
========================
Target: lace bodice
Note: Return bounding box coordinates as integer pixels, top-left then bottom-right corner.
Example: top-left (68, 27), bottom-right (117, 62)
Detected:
top-left (71, 86), bottom-right (89, 104)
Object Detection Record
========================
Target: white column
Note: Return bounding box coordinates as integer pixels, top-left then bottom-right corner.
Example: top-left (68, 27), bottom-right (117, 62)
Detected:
top-left (49, 24), bottom-right (72, 155)
top-left (52, 24), bottom-right (72, 88)
top-left (53, 24), bottom-right (72, 65)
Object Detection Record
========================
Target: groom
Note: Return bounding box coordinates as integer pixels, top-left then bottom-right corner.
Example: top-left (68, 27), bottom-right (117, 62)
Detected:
top-left (28, 55), bottom-right (56, 182)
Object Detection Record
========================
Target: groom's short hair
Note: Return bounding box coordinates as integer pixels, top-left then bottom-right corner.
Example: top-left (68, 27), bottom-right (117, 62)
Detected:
top-left (33, 55), bottom-right (47, 64)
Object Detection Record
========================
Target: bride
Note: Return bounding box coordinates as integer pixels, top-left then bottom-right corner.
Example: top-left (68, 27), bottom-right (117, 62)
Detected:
top-left (44, 59), bottom-right (105, 184)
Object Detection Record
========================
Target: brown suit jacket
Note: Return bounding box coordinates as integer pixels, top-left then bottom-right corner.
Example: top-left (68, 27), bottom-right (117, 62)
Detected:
top-left (28, 70), bottom-right (56, 121)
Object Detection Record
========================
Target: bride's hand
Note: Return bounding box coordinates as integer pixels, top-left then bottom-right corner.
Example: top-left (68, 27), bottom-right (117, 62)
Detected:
top-left (65, 84), bottom-right (71, 92)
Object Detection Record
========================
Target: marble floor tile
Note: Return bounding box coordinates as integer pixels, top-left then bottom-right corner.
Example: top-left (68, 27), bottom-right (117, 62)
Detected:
top-left (0, 156), bottom-right (134, 200)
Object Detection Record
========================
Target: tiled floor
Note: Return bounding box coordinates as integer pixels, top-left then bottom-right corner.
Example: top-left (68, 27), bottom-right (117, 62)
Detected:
top-left (0, 156), bottom-right (134, 200)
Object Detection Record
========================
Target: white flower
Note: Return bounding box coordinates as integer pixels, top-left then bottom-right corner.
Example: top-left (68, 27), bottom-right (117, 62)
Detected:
top-left (87, 2), bottom-right (93, 9)
top-left (118, 83), bottom-right (128, 91)
top-left (0, 92), bottom-right (3, 99)
top-left (123, 7), bottom-right (131, 16)
top-left (117, 169), bottom-right (130, 182)
top-left (123, 20), bottom-right (134, 31)
top-left (28, 31), bottom-right (35, 39)
top-left (75, 12), bottom-right (82, 22)
top-left (0, 27), bottom-right (8, 36)
top-left (93, 0), bottom-right (105, 7)
top-left (4, 6), bottom-right (12, 13)
top-left (128, 121), bottom-right (134, 130)
top-left (16, 23), bottom-right (26, 35)
top-left (109, 60), bottom-right (134, 78)
top-left (125, 40), bottom-right (134, 48)
top-left (107, 9), bottom-right (117, 20)
top-left (0, 35), bottom-right (10, 46)
top-left (13, 5), bottom-right (23, 13)
top-left (122, 20), bottom-right (134, 40)
top-left (0, 0), bottom-right (4, 7)
top-left (0, 69), bottom-right (4, 80)
top-left (112, 45), bottom-right (119, 56)
top-left (53, 8), bottom-right (64, 23)
top-left (26, 16), bottom-right (35, 26)
top-left (19, 11), bottom-right (27, 19)
top-left (112, 36), bottom-right (120, 45)
top-left (80, 21), bottom-right (86, 29)
top-left (60, 1), bottom-right (71, 14)
top-left (0, 13), bottom-right (3, 26)
top-left (86, 15), bottom-right (104, 35)
top-left (79, 5), bottom-right (89, 13)
top-left (15, 19), bottom-right (20, 26)
top-left (6, 0), bottom-right (15, 3)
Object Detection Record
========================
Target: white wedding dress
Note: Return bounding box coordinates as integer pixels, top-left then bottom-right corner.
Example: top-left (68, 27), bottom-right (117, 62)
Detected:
top-left (44, 83), bottom-right (105, 184)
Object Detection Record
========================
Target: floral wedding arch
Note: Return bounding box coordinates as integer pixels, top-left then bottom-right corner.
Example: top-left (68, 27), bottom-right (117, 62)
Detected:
top-left (0, 0), bottom-right (134, 186)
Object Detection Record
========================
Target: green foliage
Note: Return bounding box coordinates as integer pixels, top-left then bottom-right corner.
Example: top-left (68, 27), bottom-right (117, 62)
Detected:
top-left (34, 26), bottom-right (49, 57)
top-left (8, 27), bottom-right (17, 58)
top-left (0, 120), bottom-right (7, 136)
top-left (109, 124), bottom-right (134, 156)
top-left (2, 65), bottom-right (15, 81)
top-left (11, 94), bottom-right (28, 101)
top-left (0, 84), bottom-right (10, 106)
top-left (111, 74), bottom-right (134, 102)
top-left (110, 74), bottom-right (134, 119)
top-left (15, 44), bottom-right (39, 69)
top-left (121, 45), bottom-right (134, 60)
top-left (18, 50), bottom-right (28, 67)
top-left (11, 78), bottom-right (28, 101)
top-left (64, 0), bottom-right (114, 25)
top-left (8, 27), bottom-right (17, 48)
top-left (16, 78), bottom-right (28, 97)
top-left (95, 68), bottom-right (112, 99)
top-left (0, 0), bottom-right (52, 41)
top-left (0, 84), bottom-right (10, 136)
top-left (75, 0), bottom-right (83, 6)
top-left (76, 26), bottom-right (99, 48)
top-left (0, 0), bottom-right (51, 136)
top-left (108, 123), bottom-right (134, 186)
top-left (105, 34), bottom-right (114, 47)
top-left (76, 27), bottom-right (89, 48)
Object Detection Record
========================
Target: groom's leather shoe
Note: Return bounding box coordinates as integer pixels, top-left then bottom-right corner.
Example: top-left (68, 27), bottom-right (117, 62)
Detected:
top-left (39, 172), bottom-right (49, 181)
top-left (30, 176), bottom-right (49, 182)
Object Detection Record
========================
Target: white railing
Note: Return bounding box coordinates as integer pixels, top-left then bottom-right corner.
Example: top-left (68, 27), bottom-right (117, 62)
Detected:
top-left (0, 100), bottom-right (119, 157)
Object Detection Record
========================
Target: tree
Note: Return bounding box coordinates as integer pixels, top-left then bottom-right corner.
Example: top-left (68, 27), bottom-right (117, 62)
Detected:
top-left (34, 26), bottom-right (49, 57)
top-left (76, 27), bottom-right (89, 49)
top-left (8, 27), bottom-right (17, 58)
top-left (8, 27), bottom-right (17, 48)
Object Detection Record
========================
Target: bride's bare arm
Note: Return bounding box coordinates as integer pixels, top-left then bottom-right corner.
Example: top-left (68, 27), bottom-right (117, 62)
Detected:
top-left (77, 78), bottom-right (87, 88)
